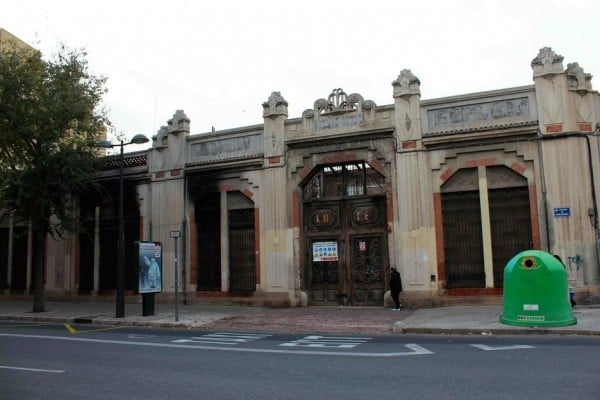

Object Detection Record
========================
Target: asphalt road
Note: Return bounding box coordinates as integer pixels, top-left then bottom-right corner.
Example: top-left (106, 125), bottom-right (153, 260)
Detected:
top-left (1, 322), bottom-right (599, 400)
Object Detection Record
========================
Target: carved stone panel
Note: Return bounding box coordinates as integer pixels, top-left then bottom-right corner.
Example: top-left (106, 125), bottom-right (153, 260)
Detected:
top-left (190, 134), bottom-right (263, 163)
top-left (427, 98), bottom-right (530, 131)
top-left (441, 168), bottom-right (479, 193)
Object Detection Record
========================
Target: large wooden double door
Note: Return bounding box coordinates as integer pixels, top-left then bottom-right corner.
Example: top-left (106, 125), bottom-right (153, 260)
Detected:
top-left (304, 197), bottom-right (388, 306)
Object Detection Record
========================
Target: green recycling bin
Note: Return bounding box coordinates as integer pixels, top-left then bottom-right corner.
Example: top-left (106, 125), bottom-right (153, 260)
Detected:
top-left (500, 250), bottom-right (576, 327)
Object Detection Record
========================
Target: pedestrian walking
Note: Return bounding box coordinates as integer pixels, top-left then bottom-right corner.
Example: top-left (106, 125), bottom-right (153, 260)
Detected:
top-left (389, 266), bottom-right (403, 310)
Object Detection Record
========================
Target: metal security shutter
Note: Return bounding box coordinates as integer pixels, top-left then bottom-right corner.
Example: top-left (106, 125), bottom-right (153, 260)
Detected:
top-left (196, 193), bottom-right (221, 291)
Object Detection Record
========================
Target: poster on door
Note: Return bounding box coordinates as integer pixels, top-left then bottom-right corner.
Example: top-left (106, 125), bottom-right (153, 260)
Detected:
top-left (313, 241), bottom-right (338, 262)
top-left (138, 241), bottom-right (163, 293)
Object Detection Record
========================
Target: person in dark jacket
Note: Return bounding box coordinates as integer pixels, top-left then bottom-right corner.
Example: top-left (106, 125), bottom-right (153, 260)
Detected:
top-left (389, 267), bottom-right (403, 310)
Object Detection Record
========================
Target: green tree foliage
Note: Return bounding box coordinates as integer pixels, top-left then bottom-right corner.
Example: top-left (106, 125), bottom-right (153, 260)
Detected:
top-left (0, 43), bottom-right (109, 311)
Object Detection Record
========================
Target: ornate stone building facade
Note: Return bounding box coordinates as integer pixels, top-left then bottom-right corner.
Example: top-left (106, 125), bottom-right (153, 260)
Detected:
top-left (2, 47), bottom-right (600, 307)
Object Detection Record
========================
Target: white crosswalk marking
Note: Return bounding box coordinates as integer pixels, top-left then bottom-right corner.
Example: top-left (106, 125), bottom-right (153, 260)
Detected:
top-left (280, 335), bottom-right (372, 348)
top-left (471, 344), bottom-right (535, 351)
top-left (172, 332), bottom-right (271, 345)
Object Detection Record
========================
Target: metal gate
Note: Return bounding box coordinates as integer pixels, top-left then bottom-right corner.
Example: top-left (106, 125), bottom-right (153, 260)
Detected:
top-left (228, 208), bottom-right (256, 291)
top-left (442, 191), bottom-right (485, 288)
top-left (196, 193), bottom-right (221, 291)
top-left (489, 186), bottom-right (533, 287)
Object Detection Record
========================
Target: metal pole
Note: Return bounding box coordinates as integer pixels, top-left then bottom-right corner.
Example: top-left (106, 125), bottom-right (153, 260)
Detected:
top-left (174, 236), bottom-right (179, 322)
top-left (116, 140), bottom-right (125, 318)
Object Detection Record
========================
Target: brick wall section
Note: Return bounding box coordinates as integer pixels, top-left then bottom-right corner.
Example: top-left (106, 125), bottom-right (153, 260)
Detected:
top-left (433, 192), bottom-right (446, 282)
top-left (323, 154), bottom-right (357, 164)
top-left (292, 191), bottom-right (301, 229)
top-left (242, 188), bottom-right (254, 199)
top-left (297, 166), bottom-right (311, 182)
top-left (510, 162), bottom-right (526, 175)
top-left (545, 123), bottom-right (563, 133)
top-left (188, 209), bottom-right (197, 285)
top-left (386, 185), bottom-right (394, 233)
top-left (579, 122), bottom-right (592, 132)
top-left (254, 208), bottom-right (260, 285)
top-left (402, 140), bottom-right (416, 149)
top-left (529, 184), bottom-right (541, 249)
top-left (440, 168), bottom-right (455, 183)
top-left (465, 158), bottom-right (496, 168)
top-left (369, 159), bottom-right (385, 175)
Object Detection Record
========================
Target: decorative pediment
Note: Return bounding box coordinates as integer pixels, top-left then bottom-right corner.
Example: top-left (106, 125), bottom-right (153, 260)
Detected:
top-left (566, 62), bottom-right (593, 93)
top-left (392, 69), bottom-right (421, 98)
top-left (152, 110), bottom-right (190, 148)
top-left (262, 91), bottom-right (288, 118)
top-left (531, 47), bottom-right (564, 78)
top-left (302, 88), bottom-right (376, 130)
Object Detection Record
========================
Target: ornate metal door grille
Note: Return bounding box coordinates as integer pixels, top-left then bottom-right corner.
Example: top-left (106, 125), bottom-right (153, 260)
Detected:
top-left (350, 235), bottom-right (385, 305)
top-left (442, 191), bottom-right (485, 288)
top-left (228, 208), bottom-right (256, 291)
top-left (489, 187), bottom-right (532, 287)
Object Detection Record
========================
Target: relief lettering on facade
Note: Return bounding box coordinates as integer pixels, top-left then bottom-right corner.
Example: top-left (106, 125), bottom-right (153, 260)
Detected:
top-left (427, 97), bottom-right (529, 130)
top-left (311, 208), bottom-right (337, 228)
top-left (190, 134), bottom-right (263, 162)
top-left (316, 113), bottom-right (363, 130)
top-left (352, 206), bottom-right (379, 225)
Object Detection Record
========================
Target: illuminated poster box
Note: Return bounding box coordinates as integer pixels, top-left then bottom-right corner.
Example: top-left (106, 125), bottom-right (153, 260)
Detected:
top-left (138, 241), bottom-right (163, 294)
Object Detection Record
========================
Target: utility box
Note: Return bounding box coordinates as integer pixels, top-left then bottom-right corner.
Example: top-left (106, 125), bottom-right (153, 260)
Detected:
top-left (500, 250), bottom-right (576, 327)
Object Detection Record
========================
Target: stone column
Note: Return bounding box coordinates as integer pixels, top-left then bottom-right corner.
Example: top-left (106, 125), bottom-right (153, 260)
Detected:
top-left (260, 92), bottom-right (296, 304)
top-left (392, 70), bottom-right (437, 294)
top-left (148, 110), bottom-right (191, 295)
top-left (532, 47), bottom-right (600, 288)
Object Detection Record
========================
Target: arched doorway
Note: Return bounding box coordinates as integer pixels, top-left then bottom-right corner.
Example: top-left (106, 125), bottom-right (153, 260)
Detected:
top-left (441, 166), bottom-right (533, 289)
top-left (302, 161), bottom-right (388, 306)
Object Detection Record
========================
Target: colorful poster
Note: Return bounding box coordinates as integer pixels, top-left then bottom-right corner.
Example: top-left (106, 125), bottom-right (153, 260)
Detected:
top-left (313, 241), bottom-right (338, 262)
top-left (138, 242), bottom-right (162, 293)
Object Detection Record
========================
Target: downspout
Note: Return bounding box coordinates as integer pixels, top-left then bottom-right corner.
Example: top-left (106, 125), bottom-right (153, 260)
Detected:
top-left (182, 174), bottom-right (188, 305)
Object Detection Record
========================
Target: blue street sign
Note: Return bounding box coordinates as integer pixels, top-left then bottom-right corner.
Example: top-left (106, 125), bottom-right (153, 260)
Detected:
top-left (553, 207), bottom-right (570, 217)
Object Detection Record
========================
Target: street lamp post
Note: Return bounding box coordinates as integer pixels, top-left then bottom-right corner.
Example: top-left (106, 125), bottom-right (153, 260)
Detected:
top-left (97, 134), bottom-right (149, 318)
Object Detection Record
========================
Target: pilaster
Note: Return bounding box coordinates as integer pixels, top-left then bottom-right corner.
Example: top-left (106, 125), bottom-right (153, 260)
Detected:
top-left (261, 92), bottom-right (295, 300)
top-left (392, 70), bottom-right (436, 292)
top-left (392, 69), bottom-right (422, 148)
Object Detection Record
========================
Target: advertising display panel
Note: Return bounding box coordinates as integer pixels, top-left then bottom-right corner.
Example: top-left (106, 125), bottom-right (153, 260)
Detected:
top-left (138, 241), bottom-right (163, 294)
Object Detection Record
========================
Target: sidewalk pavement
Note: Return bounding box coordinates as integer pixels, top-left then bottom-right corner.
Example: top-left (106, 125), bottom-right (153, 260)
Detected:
top-left (0, 300), bottom-right (599, 336)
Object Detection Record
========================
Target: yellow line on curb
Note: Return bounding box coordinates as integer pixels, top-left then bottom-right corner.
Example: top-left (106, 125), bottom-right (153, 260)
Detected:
top-left (64, 324), bottom-right (123, 334)
top-left (64, 323), bottom-right (77, 334)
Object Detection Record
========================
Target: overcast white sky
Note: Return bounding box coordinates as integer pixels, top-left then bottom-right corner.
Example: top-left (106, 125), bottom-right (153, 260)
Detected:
top-left (2, 0), bottom-right (599, 151)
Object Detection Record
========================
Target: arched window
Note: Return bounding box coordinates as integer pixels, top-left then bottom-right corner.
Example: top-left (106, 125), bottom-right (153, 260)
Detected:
top-left (303, 161), bottom-right (385, 200)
